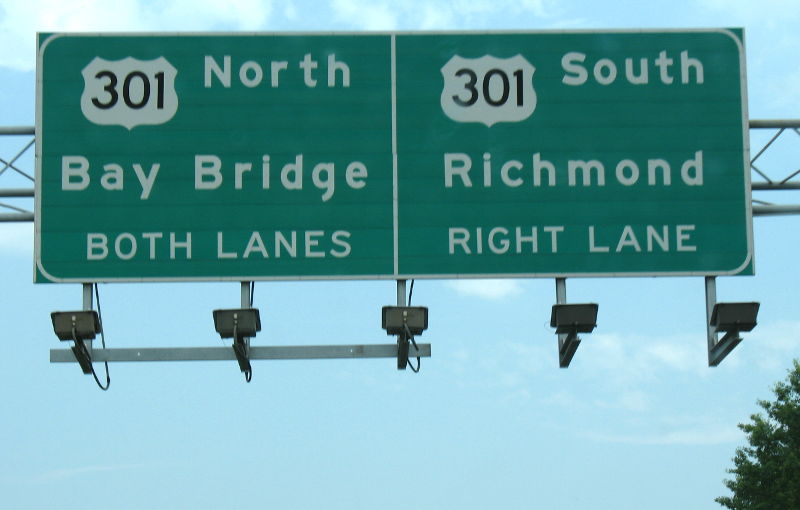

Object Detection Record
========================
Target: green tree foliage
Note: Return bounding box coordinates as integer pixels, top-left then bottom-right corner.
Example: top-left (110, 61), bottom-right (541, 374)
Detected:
top-left (716, 360), bottom-right (800, 509)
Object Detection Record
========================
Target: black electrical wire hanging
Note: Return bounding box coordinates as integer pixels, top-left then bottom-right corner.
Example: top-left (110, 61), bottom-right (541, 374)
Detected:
top-left (247, 281), bottom-right (255, 383)
top-left (91, 283), bottom-right (111, 391)
top-left (406, 279), bottom-right (420, 373)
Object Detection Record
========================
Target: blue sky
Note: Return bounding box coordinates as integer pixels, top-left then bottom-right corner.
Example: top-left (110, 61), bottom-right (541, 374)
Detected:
top-left (1, 1), bottom-right (800, 509)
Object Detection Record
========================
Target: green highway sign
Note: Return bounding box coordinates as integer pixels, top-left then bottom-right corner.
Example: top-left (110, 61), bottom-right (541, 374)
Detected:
top-left (36, 30), bottom-right (752, 282)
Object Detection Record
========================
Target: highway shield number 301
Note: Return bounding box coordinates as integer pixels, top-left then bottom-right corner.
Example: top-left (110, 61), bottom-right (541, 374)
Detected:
top-left (80, 56), bottom-right (179, 130)
top-left (440, 54), bottom-right (537, 127)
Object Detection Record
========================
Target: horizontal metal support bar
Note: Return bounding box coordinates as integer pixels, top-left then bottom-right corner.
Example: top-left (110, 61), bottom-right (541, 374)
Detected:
top-left (0, 188), bottom-right (34, 197)
top-left (0, 126), bottom-right (34, 135)
top-left (749, 119), bottom-right (800, 129)
top-left (752, 182), bottom-right (800, 190)
top-left (753, 205), bottom-right (800, 216)
top-left (0, 212), bottom-right (34, 222)
top-left (50, 343), bottom-right (431, 363)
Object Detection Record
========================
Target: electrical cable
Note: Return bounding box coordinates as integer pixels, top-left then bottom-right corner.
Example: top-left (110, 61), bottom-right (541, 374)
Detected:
top-left (406, 280), bottom-right (421, 371)
top-left (233, 319), bottom-right (253, 383)
top-left (404, 323), bottom-right (421, 373)
top-left (91, 283), bottom-right (111, 391)
top-left (247, 283), bottom-right (254, 382)
top-left (234, 341), bottom-right (253, 383)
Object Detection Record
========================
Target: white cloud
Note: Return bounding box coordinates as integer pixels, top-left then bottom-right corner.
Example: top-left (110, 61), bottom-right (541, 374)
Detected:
top-left (580, 409), bottom-right (747, 446)
top-left (417, 4), bottom-right (455, 30)
top-left (698, 0), bottom-right (800, 24)
top-left (446, 279), bottom-right (523, 300)
top-left (540, 389), bottom-right (591, 410)
top-left (584, 422), bottom-right (742, 445)
top-left (696, 0), bottom-right (800, 117)
top-left (765, 66), bottom-right (800, 114)
top-left (150, 0), bottom-right (272, 30)
top-left (747, 320), bottom-right (800, 370)
top-left (330, 0), bottom-right (397, 30)
top-left (752, 321), bottom-right (800, 351)
top-left (0, 0), bottom-right (274, 71)
top-left (283, 1), bottom-right (298, 21)
top-left (584, 332), bottom-right (708, 381)
top-left (518, 0), bottom-right (551, 18)
top-left (328, 0), bottom-right (559, 31)
top-left (38, 463), bottom-right (144, 481)
top-left (23, 461), bottom-right (181, 484)
top-left (450, 0), bottom-right (557, 19)
top-left (595, 389), bottom-right (651, 412)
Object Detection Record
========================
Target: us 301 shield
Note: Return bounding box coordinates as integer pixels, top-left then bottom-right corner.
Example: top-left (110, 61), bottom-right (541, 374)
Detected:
top-left (440, 54), bottom-right (536, 127)
top-left (80, 56), bottom-right (178, 130)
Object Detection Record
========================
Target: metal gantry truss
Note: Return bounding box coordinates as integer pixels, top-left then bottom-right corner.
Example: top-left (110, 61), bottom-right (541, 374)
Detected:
top-left (749, 120), bottom-right (800, 216)
top-left (1, 121), bottom-right (797, 379)
top-left (0, 126), bottom-right (34, 222)
top-left (3, 121), bottom-right (800, 222)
